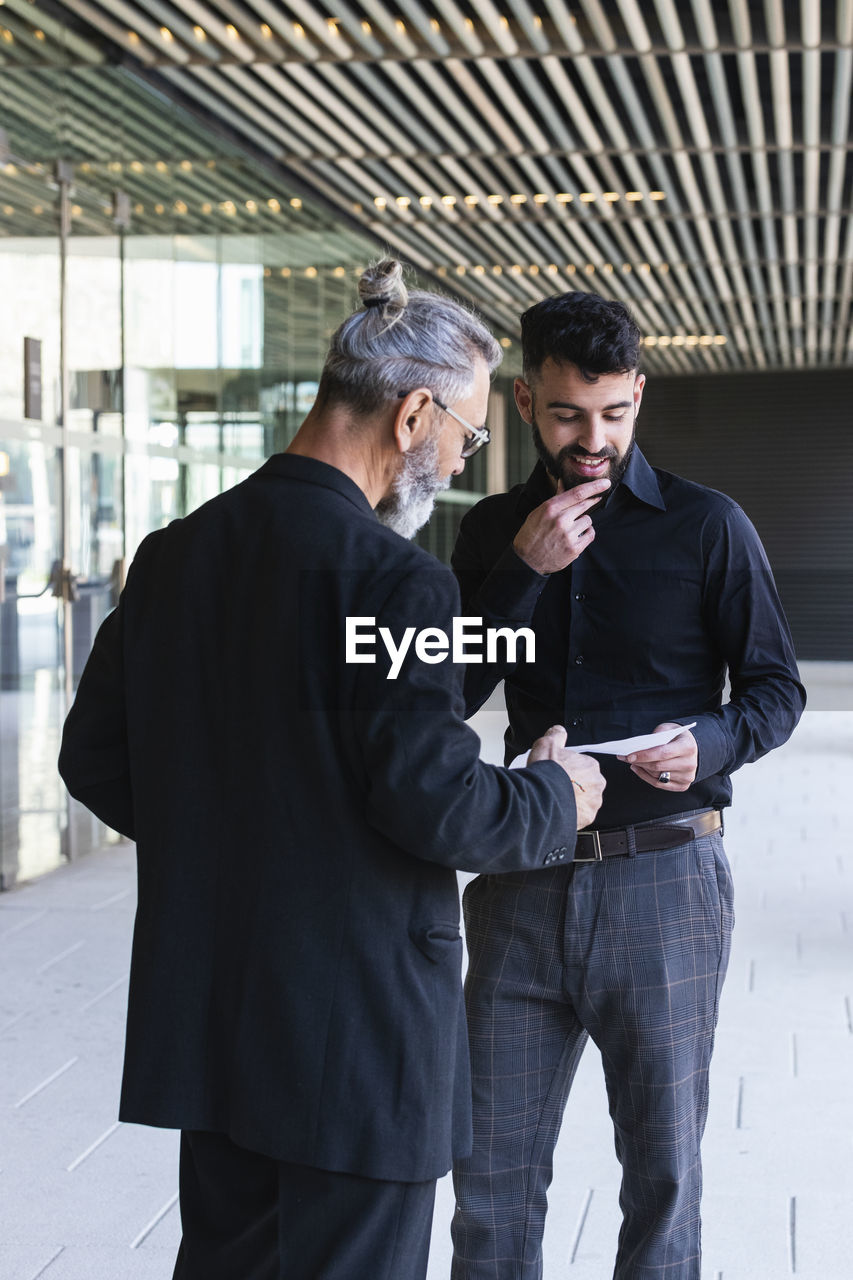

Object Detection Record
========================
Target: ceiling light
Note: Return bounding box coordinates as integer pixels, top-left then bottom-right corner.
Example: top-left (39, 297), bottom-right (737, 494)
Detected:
top-left (455, 264), bottom-right (466, 274)
top-left (127, 30), bottom-right (139, 44)
top-left (714, 335), bottom-right (727, 344)
top-left (305, 267), bottom-right (318, 277)
top-left (473, 264), bottom-right (485, 274)
top-left (699, 335), bottom-right (713, 345)
top-left (160, 26), bottom-right (173, 42)
top-left (510, 194), bottom-right (527, 204)
top-left (555, 193), bottom-right (573, 203)
top-left (156, 161), bottom-right (168, 172)
top-left (603, 192), bottom-right (619, 202)
top-left (201, 202), bottom-right (212, 214)
top-left (267, 198), bottom-right (281, 212)
top-left (134, 203), bottom-right (144, 215)
top-left (395, 19), bottom-right (406, 32)
top-left (547, 263), bottom-right (559, 273)
top-left (511, 264), bottom-right (523, 274)
top-left (226, 24), bottom-right (239, 39)
top-left (260, 24), bottom-right (273, 38)
top-left (649, 191), bottom-right (666, 201)
top-left (362, 21), bottom-right (371, 33)
top-left (294, 23), bottom-right (305, 37)
top-left (644, 336), bottom-right (658, 346)
top-left (437, 266), bottom-right (448, 276)
top-left (327, 19), bottom-right (338, 34)
top-left (396, 196), bottom-right (411, 207)
top-left (585, 264), bottom-right (595, 273)
top-left (180, 160), bottom-right (192, 171)
top-left (464, 195), bottom-right (479, 205)
top-left (280, 267), bottom-right (291, 277)
top-left (487, 194), bottom-right (503, 204)
top-left (658, 336), bottom-right (671, 346)
top-left (334, 266), bottom-right (347, 277)
top-left (441, 195), bottom-right (457, 205)
top-left (430, 19), bottom-right (440, 31)
top-left (566, 263), bottom-right (576, 273)
top-left (374, 196), bottom-right (387, 208)
top-left (500, 337), bottom-right (512, 348)
top-left (533, 194), bottom-right (549, 203)
top-left (685, 335), bottom-right (698, 345)
top-left (579, 192), bottom-right (596, 202)
top-left (154, 203), bottom-right (165, 215)
top-left (193, 25), bottom-right (206, 40)
top-left (671, 334), bottom-right (685, 345)
top-left (622, 263), bottom-right (632, 272)
top-left (492, 264), bottom-right (503, 274)
top-left (174, 200), bottom-right (187, 214)
top-left (130, 161), bottom-right (144, 173)
top-left (290, 197), bottom-right (302, 209)
top-left (625, 191), bottom-right (643, 201)
top-left (603, 263), bottom-right (613, 272)
top-left (246, 200), bottom-right (258, 213)
top-left (34, 29), bottom-right (45, 40)
top-left (419, 195), bottom-right (432, 207)
top-left (33, 204), bottom-right (44, 215)
top-left (659, 263), bottom-right (669, 273)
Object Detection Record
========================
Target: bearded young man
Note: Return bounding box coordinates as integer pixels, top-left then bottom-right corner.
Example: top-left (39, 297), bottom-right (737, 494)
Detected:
top-left (58, 262), bottom-right (606, 1280)
top-left (450, 291), bottom-right (805, 1279)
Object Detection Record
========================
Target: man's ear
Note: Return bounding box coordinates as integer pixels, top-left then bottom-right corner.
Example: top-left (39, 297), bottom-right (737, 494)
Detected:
top-left (393, 388), bottom-right (434, 454)
top-left (633, 372), bottom-right (646, 417)
top-left (514, 377), bottom-right (533, 426)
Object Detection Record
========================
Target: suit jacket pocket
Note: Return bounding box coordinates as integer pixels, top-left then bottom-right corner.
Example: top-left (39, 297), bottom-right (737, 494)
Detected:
top-left (409, 923), bottom-right (463, 965)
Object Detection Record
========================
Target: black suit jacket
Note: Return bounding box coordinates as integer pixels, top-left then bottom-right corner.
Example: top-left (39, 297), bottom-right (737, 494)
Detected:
top-left (59, 454), bottom-right (577, 1181)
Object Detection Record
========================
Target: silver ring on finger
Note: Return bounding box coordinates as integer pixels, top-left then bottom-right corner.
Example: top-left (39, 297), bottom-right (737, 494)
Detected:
top-left (658, 771), bottom-right (671, 784)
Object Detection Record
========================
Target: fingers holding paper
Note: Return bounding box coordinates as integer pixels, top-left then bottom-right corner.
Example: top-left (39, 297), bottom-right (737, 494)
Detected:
top-left (618, 722), bottom-right (699, 791)
top-left (528, 725), bottom-right (606, 829)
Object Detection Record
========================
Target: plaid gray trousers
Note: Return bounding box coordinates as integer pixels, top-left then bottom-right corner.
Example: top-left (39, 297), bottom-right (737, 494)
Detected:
top-left (451, 816), bottom-right (734, 1279)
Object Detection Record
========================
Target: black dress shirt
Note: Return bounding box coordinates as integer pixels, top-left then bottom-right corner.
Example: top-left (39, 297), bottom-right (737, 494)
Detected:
top-left (452, 446), bottom-right (806, 828)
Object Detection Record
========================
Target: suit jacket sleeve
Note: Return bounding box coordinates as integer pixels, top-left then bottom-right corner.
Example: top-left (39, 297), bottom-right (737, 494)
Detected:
top-left (352, 565), bottom-right (577, 872)
top-left (58, 576), bottom-right (135, 841)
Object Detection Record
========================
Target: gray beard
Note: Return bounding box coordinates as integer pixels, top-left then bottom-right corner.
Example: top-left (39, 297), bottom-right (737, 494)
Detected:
top-left (375, 434), bottom-right (450, 539)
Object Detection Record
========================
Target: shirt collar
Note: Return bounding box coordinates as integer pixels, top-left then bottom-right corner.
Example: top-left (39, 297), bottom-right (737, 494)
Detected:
top-left (517, 445), bottom-right (666, 516)
top-left (257, 452), bottom-right (376, 517)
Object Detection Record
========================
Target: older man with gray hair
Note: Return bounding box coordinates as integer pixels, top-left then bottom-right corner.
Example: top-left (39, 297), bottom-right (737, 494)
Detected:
top-left (59, 260), bottom-right (606, 1280)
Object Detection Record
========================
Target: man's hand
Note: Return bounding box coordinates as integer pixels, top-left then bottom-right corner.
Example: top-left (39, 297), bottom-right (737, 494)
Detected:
top-left (528, 725), bottom-right (605, 830)
top-left (513, 478), bottom-right (610, 575)
top-left (617, 723), bottom-right (698, 791)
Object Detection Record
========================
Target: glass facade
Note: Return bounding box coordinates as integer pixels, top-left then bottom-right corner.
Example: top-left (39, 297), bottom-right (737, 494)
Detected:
top-left (0, 154), bottom-right (519, 888)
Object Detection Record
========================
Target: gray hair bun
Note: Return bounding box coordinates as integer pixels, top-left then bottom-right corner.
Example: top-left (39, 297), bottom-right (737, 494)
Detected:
top-left (359, 258), bottom-right (408, 311)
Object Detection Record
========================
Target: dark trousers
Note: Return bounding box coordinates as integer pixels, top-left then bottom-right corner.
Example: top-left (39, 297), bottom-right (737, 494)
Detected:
top-left (173, 1130), bottom-right (436, 1280)
top-left (451, 819), bottom-right (734, 1280)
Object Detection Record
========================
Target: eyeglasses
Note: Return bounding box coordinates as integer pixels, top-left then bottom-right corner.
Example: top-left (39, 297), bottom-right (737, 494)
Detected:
top-left (397, 392), bottom-right (491, 459)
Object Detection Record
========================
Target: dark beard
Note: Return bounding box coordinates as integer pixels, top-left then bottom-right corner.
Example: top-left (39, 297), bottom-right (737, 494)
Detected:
top-left (530, 416), bottom-right (635, 495)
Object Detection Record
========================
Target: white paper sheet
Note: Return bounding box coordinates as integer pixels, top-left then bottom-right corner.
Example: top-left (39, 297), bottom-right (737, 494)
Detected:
top-left (509, 723), bottom-right (697, 769)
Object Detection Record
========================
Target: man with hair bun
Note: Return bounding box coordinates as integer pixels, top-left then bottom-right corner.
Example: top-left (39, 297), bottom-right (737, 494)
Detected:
top-left (450, 290), bottom-right (805, 1278)
top-left (58, 261), bottom-right (605, 1280)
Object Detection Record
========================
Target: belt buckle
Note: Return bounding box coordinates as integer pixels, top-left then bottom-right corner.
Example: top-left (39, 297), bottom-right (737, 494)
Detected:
top-left (574, 830), bottom-right (603, 863)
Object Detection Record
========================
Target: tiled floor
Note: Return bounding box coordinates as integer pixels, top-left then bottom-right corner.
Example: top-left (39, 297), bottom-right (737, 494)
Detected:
top-left (1, 664), bottom-right (851, 1279)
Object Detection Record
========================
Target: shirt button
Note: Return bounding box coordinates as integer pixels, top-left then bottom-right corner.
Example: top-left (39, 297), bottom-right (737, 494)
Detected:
top-left (574, 655), bottom-right (584, 665)
top-left (574, 592), bottom-right (586, 602)
top-left (570, 716), bottom-right (584, 727)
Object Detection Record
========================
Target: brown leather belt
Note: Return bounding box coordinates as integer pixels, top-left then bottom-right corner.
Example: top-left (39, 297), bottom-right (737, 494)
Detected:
top-left (574, 809), bottom-right (722, 863)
